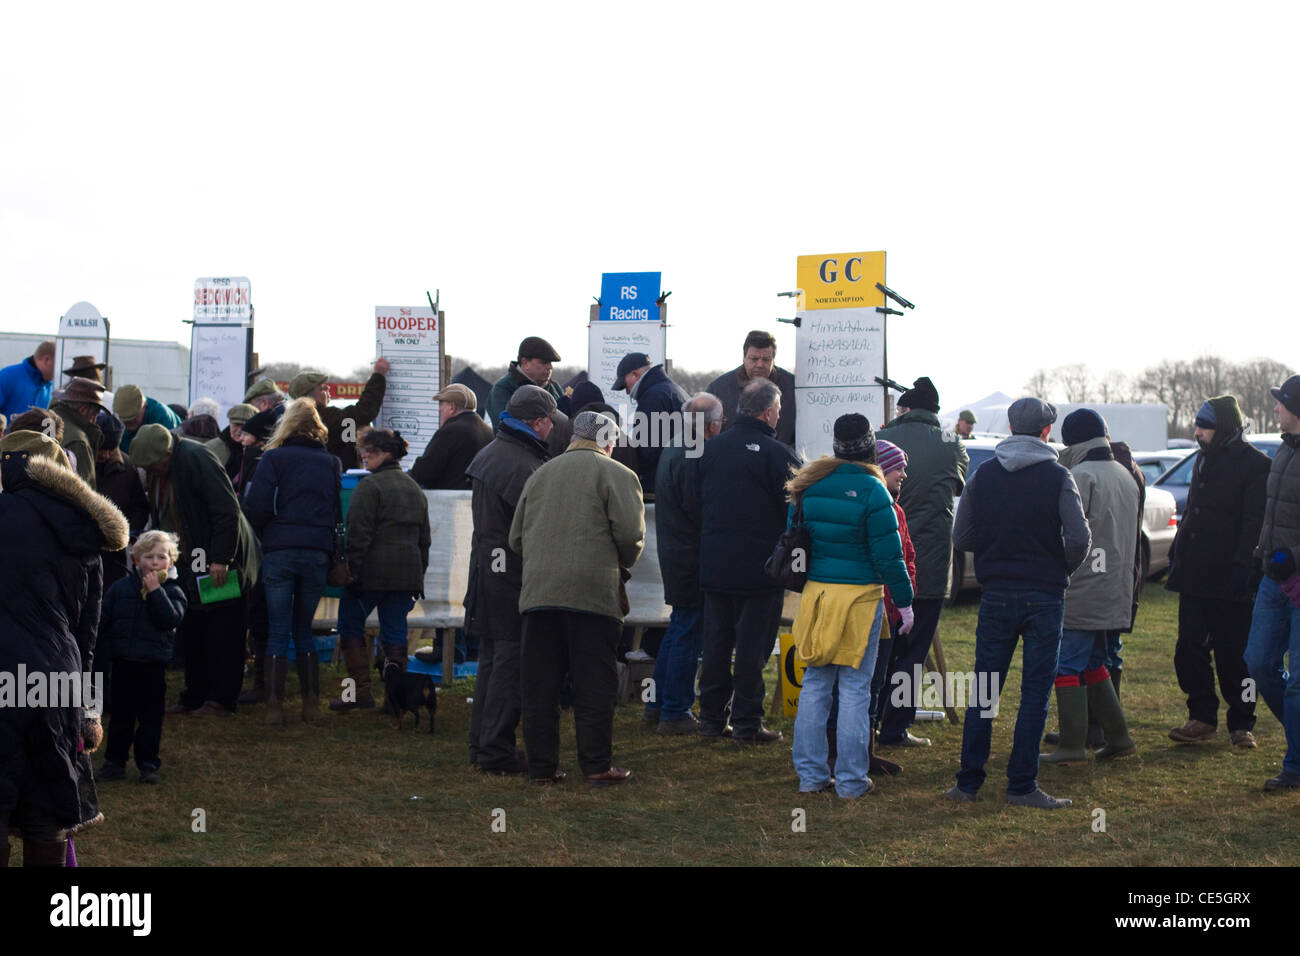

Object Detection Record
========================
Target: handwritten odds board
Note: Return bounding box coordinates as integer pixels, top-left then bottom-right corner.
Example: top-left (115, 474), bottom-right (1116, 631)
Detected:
top-left (587, 319), bottom-right (665, 424)
top-left (189, 325), bottom-right (249, 429)
top-left (793, 308), bottom-right (885, 459)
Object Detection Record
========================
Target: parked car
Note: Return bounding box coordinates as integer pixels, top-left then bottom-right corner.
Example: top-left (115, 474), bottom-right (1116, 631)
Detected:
top-left (1133, 448), bottom-right (1194, 484)
top-left (1152, 434), bottom-right (1283, 521)
top-left (947, 439), bottom-right (1178, 602)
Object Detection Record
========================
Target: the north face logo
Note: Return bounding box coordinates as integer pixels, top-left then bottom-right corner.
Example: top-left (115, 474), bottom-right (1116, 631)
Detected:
top-left (845, 490), bottom-right (858, 497)
top-left (745, 443), bottom-right (760, 452)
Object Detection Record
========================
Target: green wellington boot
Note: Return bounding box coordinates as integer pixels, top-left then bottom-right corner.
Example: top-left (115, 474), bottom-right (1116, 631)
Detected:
top-left (1040, 684), bottom-right (1089, 764)
top-left (1090, 675), bottom-right (1137, 759)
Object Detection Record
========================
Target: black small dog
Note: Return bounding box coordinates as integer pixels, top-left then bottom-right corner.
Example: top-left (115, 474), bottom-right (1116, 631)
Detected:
top-left (382, 662), bottom-right (436, 733)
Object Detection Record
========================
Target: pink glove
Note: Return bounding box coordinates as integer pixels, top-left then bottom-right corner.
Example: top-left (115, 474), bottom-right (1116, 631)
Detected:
top-left (898, 605), bottom-right (915, 635)
top-left (1282, 571), bottom-right (1300, 610)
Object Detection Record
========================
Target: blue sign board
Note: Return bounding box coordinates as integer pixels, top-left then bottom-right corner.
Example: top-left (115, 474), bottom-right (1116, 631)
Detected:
top-left (599, 272), bottom-right (661, 321)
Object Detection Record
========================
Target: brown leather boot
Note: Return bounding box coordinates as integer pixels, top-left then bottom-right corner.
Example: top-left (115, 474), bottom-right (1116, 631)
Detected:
top-left (329, 637), bottom-right (375, 711)
top-left (238, 633), bottom-right (268, 704)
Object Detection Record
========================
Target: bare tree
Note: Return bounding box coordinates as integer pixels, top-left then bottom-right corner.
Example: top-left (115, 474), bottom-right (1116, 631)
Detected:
top-left (1054, 363), bottom-right (1093, 403)
top-left (1023, 368), bottom-right (1053, 398)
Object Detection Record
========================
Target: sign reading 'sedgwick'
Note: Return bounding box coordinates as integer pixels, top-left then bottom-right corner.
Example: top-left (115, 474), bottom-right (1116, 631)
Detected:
top-left (793, 251), bottom-right (888, 460)
top-left (193, 277), bottom-right (252, 324)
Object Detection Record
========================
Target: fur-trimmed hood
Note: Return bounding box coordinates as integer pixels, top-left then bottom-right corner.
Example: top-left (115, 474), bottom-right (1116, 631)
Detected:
top-left (786, 455), bottom-right (883, 500)
top-left (24, 454), bottom-right (129, 552)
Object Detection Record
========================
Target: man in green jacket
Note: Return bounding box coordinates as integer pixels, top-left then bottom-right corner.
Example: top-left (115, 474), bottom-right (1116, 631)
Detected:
top-left (114, 385), bottom-right (181, 455)
top-left (289, 359), bottom-right (388, 470)
top-left (876, 376), bottom-right (969, 747)
top-left (130, 424), bottom-right (261, 717)
top-left (510, 410), bottom-right (645, 787)
top-left (487, 336), bottom-right (566, 426)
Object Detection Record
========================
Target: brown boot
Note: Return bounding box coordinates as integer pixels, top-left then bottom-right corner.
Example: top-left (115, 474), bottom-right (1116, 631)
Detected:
top-left (869, 729), bottom-right (903, 776)
top-left (330, 637), bottom-right (375, 711)
top-left (296, 650), bottom-right (320, 723)
top-left (238, 633), bottom-right (268, 704)
top-left (265, 656), bottom-right (288, 726)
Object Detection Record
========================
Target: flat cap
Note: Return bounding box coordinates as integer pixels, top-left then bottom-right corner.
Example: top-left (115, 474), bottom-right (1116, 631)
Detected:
top-left (518, 336), bottom-right (561, 362)
top-left (1007, 397), bottom-right (1058, 436)
top-left (227, 403), bottom-right (259, 425)
top-left (243, 378), bottom-right (286, 403)
top-left (128, 423), bottom-right (175, 468)
top-left (507, 384), bottom-right (557, 421)
top-left (288, 371), bottom-right (329, 399)
top-left (112, 384), bottom-right (145, 421)
top-left (434, 383), bottom-right (476, 411)
top-left (958, 409), bottom-right (978, 424)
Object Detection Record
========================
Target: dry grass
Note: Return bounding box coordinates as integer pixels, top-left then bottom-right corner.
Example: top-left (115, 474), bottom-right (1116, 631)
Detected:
top-left (38, 583), bottom-right (1300, 867)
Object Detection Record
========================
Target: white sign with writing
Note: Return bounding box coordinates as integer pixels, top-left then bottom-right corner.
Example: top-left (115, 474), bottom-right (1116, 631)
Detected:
top-left (55, 301), bottom-right (110, 390)
top-left (194, 277), bottom-right (252, 324)
top-left (375, 306), bottom-right (443, 468)
top-left (587, 319), bottom-right (665, 425)
top-left (794, 307), bottom-right (886, 459)
top-left (189, 325), bottom-right (249, 429)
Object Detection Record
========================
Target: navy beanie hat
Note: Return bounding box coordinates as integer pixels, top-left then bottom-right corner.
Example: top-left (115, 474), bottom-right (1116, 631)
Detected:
top-left (1061, 408), bottom-right (1107, 446)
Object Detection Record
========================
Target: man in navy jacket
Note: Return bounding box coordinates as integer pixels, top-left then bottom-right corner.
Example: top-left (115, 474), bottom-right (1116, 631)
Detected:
top-left (612, 352), bottom-right (689, 496)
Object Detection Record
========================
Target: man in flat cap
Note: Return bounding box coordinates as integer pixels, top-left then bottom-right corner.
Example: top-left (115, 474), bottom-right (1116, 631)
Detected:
top-left (460, 385), bottom-right (556, 767)
top-left (956, 409), bottom-right (978, 439)
top-left (946, 397), bottom-right (1092, 809)
top-left (206, 403), bottom-right (257, 481)
top-left (288, 357), bottom-right (388, 469)
top-left (131, 424), bottom-right (261, 717)
top-left (243, 378), bottom-right (287, 415)
top-left (113, 384), bottom-right (181, 455)
top-left (49, 377), bottom-right (108, 488)
top-left (410, 384), bottom-right (494, 490)
top-left (487, 337), bottom-right (567, 428)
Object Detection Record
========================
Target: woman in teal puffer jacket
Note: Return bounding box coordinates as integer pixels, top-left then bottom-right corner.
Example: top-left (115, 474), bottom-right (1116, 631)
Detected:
top-left (788, 414), bottom-right (914, 799)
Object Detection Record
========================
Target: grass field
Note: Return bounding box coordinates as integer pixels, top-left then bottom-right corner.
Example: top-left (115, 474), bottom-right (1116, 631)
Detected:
top-left (37, 582), bottom-right (1300, 867)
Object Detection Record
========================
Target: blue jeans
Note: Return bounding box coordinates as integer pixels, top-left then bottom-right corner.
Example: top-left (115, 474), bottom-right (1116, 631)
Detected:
top-left (956, 588), bottom-right (1063, 796)
top-left (1244, 575), bottom-right (1300, 774)
top-left (648, 606), bottom-right (703, 721)
top-left (793, 602), bottom-right (883, 798)
top-left (1057, 628), bottom-right (1108, 678)
top-left (263, 548), bottom-right (330, 658)
top-left (338, 589), bottom-right (416, 650)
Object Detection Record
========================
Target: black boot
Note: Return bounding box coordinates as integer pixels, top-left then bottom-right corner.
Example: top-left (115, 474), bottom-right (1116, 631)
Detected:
top-left (239, 634), bottom-right (268, 705)
top-left (22, 839), bottom-right (67, 867)
top-left (297, 651), bottom-right (320, 723)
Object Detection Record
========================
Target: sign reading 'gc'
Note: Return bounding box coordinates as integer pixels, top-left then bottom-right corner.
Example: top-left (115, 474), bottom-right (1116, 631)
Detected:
top-left (796, 251), bottom-right (886, 311)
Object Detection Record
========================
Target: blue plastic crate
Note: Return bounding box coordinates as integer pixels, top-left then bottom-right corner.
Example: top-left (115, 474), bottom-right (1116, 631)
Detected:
top-left (407, 657), bottom-right (477, 684)
top-left (284, 633), bottom-right (338, 662)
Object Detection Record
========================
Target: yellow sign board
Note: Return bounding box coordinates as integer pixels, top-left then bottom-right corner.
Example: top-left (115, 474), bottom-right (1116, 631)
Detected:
top-left (778, 629), bottom-right (807, 718)
top-left (796, 251), bottom-right (886, 311)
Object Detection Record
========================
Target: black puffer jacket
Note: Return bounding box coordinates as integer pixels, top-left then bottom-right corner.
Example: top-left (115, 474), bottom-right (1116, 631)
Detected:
top-left (654, 442), bottom-right (703, 608)
top-left (0, 453), bottom-right (128, 837)
top-left (1167, 431), bottom-right (1271, 602)
top-left (101, 570), bottom-right (188, 664)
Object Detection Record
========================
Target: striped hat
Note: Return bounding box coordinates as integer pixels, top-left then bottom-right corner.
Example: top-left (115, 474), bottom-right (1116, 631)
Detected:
top-left (876, 440), bottom-right (907, 475)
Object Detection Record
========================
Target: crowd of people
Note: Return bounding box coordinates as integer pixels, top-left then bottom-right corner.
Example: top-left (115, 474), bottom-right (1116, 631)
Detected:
top-left (1, 329), bottom-right (1298, 866)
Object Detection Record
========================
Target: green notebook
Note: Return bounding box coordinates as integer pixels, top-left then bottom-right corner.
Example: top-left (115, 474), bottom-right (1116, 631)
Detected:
top-left (196, 569), bottom-right (242, 605)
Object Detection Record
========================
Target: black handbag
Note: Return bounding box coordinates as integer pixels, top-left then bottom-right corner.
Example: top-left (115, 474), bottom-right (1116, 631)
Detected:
top-left (764, 495), bottom-right (811, 592)
top-left (327, 472), bottom-right (350, 588)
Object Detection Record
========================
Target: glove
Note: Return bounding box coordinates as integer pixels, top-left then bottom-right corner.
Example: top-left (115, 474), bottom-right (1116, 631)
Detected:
top-left (1269, 550), bottom-right (1297, 581)
top-left (81, 716), bottom-right (103, 754)
top-left (898, 605), bottom-right (915, 635)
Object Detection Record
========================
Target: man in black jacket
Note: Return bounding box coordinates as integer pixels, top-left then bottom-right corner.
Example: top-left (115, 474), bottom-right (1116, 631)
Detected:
top-left (463, 386), bottom-right (554, 773)
top-left (410, 385), bottom-right (494, 489)
top-left (650, 392), bottom-right (723, 734)
top-left (289, 360), bottom-right (388, 470)
top-left (130, 424), bottom-right (261, 717)
top-left (697, 379), bottom-right (801, 743)
top-left (613, 351), bottom-right (689, 496)
top-left (706, 330), bottom-right (797, 447)
top-left (1166, 395), bottom-right (1271, 748)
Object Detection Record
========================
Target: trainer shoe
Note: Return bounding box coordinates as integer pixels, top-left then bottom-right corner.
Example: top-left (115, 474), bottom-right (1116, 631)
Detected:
top-left (1006, 787), bottom-right (1072, 810)
top-left (139, 766), bottom-right (160, 785)
top-left (879, 731), bottom-right (931, 748)
top-left (945, 785), bottom-right (978, 803)
top-left (1264, 770), bottom-right (1300, 790)
top-left (1169, 719), bottom-right (1217, 742)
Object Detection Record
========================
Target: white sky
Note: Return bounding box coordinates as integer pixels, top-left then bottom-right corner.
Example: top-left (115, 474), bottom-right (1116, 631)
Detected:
top-left (2, 1), bottom-right (1295, 410)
